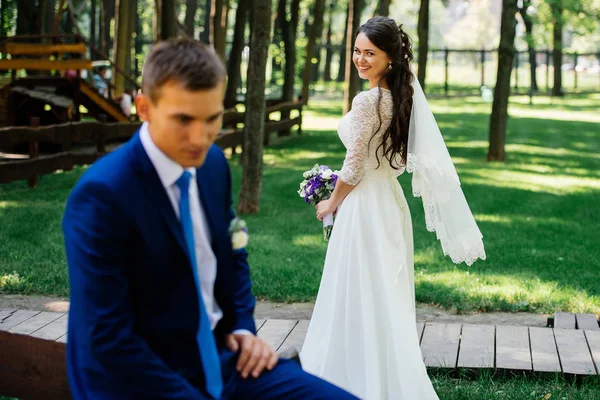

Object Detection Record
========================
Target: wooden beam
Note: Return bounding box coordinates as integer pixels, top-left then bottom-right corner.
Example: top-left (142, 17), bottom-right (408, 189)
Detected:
top-left (0, 310), bottom-right (41, 331)
top-left (420, 323), bottom-right (462, 368)
top-left (585, 330), bottom-right (600, 375)
top-left (2, 43), bottom-right (87, 55)
top-left (554, 312), bottom-right (576, 329)
top-left (0, 330), bottom-right (71, 400)
top-left (554, 328), bottom-right (597, 375)
top-left (576, 314), bottom-right (599, 331)
top-left (496, 325), bottom-right (532, 372)
top-left (529, 327), bottom-right (562, 373)
top-left (457, 324), bottom-right (495, 369)
top-left (79, 81), bottom-right (128, 122)
top-left (215, 130), bottom-right (243, 150)
top-left (0, 59), bottom-right (93, 71)
top-left (0, 152), bottom-right (98, 184)
top-left (265, 100), bottom-right (305, 115)
top-left (265, 116), bottom-right (302, 133)
top-left (257, 319), bottom-right (298, 351)
top-left (278, 320), bottom-right (309, 354)
top-left (416, 322), bottom-right (425, 344)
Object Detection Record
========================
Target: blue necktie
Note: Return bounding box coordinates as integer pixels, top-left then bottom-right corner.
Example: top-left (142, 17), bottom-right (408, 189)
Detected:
top-left (176, 171), bottom-right (223, 399)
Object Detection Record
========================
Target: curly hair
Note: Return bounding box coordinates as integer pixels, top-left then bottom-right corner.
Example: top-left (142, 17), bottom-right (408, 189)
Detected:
top-left (356, 16), bottom-right (414, 168)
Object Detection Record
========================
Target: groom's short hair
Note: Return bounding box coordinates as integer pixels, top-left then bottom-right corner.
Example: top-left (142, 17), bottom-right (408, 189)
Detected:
top-left (142, 38), bottom-right (226, 103)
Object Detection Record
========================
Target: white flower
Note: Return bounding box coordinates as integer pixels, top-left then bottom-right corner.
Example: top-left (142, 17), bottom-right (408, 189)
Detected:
top-left (303, 171), bottom-right (313, 179)
top-left (321, 169), bottom-right (333, 180)
top-left (231, 230), bottom-right (249, 250)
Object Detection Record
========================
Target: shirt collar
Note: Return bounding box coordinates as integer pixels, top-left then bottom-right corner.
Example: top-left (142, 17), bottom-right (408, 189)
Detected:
top-left (139, 122), bottom-right (196, 189)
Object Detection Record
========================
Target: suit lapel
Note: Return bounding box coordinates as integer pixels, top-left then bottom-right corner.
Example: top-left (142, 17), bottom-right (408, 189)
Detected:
top-left (130, 134), bottom-right (189, 260)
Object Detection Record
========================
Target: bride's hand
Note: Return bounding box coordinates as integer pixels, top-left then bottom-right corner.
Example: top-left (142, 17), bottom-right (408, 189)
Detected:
top-left (316, 199), bottom-right (337, 221)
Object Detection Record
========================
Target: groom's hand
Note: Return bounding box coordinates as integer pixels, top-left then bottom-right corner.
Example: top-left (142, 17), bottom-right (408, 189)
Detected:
top-left (225, 333), bottom-right (279, 379)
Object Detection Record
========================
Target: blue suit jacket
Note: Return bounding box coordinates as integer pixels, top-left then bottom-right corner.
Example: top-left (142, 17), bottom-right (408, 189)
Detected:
top-left (62, 133), bottom-right (256, 399)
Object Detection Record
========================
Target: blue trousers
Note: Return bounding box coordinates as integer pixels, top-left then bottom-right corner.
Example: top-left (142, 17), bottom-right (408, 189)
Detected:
top-left (217, 349), bottom-right (359, 400)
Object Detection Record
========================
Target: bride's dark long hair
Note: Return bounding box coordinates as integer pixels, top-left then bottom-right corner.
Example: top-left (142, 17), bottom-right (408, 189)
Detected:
top-left (356, 17), bottom-right (414, 168)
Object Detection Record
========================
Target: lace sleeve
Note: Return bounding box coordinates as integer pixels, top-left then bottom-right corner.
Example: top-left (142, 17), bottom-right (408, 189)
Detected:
top-left (340, 92), bottom-right (379, 186)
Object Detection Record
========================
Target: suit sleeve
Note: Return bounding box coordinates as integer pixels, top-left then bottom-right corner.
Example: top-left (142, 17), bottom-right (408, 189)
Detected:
top-left (63, 181), bottom-right (210, 399)
top-left (223, 160), bottom-right (257, 335)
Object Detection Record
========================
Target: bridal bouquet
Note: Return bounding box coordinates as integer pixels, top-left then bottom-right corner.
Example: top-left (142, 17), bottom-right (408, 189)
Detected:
top-left (298, 164), bottom-right (340, 241)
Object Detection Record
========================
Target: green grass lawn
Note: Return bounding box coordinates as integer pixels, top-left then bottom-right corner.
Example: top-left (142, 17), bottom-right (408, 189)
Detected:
top-left (430, 372), bottom-right (600, 399)
top-left (1, 93), bottom-right (599, 314)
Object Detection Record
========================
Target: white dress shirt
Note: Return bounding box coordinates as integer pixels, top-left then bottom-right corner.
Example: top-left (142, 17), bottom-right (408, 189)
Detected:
top-left (140, 123), bottom-right (223, 330)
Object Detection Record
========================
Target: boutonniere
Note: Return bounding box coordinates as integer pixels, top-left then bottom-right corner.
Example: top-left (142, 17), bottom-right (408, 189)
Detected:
top-left (229, 217), bottom-right (249, 250)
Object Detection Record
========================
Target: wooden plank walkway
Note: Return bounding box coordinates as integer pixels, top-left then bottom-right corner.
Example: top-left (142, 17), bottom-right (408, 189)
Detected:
top-left (554, 312), bottom-right (599, 330)
top-left (1, 309), bottom-right (599, 376)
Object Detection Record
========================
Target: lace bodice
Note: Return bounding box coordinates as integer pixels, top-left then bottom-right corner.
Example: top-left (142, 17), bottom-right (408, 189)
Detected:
top-left (338, 87), bottom-right (404, 186)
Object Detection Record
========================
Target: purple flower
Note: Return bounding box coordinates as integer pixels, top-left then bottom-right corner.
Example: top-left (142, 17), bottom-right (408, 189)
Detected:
top-left (331, 173), bottom-right (338, 186)
top-left (310, 177), bottom-right (323, 190)
top-left (320, 165), bottom-right (329, 171)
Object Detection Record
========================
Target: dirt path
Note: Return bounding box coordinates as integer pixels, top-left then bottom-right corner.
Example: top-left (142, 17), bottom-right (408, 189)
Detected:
top-left (0, 294), bottom-right (550, 327)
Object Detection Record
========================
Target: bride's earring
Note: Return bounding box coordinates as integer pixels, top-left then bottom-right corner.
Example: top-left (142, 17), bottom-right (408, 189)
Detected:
top-left (388, 63), bottom-right (392, 71)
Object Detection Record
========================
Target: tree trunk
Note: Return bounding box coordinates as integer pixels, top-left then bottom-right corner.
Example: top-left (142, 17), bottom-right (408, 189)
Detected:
top-left (238, 0), bottom-right (273, 214)
top-left (155, 0), bottom-right (178, 41)
top-left (40, 0), bottom-right (56, 35)
top-left (114, 0), bottom-right (133, 94)
top-left (185, 0), bottom-right (198, 37)
top-left (100, 0), bottom-right (115, 55)
top-left (90, 0), bottom-right (97, 52)
top-left (270, 6), bottom-right (284, 86)
top-left (211, 0), bottom-right (230, 61)
top-left (417, 0), bottom-right (429, 90)
top-left (127, 0), bottom-right (136, 80)
top-left (16, 0), bottom-right (37, 35)
top-left (135, 0), bottom-right (143, 80)
top-left (551, 1), bottom-right (563, 97)
top-left (200, 0), bottom-right (212, 43)
top-left (301, 0), bottom-right (326, 104)
top-left (375, 0), bottom-right (392, 16)
top-left (518, 0), bottom-right (537, 91)
top-left (282, 0), bottom-right (300, 101)
top-left (343, 0), bottom-right (364, 114)
top-left (224, 0), bottom-right (249, 108)
top-left (279, 0), bottom-right (299, 135)
top-left (337, 4), bottom-right (350, 82)
top-left (487, 0), bottom-right (517, 162)
top-left (323, 0), bottom-right (335, 82)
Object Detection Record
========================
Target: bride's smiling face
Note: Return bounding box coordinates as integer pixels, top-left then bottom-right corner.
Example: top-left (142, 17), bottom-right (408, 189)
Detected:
top-left (353, 32), bottom-right (391, 85)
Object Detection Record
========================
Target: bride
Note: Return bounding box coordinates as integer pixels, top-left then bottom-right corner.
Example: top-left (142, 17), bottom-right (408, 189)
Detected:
top-left (299, 16), bottom-right (486, 399)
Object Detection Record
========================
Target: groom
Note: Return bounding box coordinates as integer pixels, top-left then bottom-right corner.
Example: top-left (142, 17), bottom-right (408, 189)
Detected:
top-left (62, 38), bottom-right (356, 399)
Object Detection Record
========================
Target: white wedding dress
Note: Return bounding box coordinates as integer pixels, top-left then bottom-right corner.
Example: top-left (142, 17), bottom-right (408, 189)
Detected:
top-left (300, 87), bottom-right (440, 399)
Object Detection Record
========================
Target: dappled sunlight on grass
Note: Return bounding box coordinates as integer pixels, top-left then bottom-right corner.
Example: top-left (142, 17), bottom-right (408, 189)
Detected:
top-left (447, 140), bottom-right (489, 149)
top-left (474, 213), bottom-right (579, 229)
top-left (463, 169), bottom-right (599, 195)
top-left (292, 234), bottom-right (325, 247)
top-left (510, 106), bottom-right (600, 123)
top-left (506, 143), bottom-right (600, 159)
top-left (415, 270), bottom-right (599, 313)
top-left (472, 214), bottom-right (513, 224)
top-left (0, 201), bottom-right (21, 209)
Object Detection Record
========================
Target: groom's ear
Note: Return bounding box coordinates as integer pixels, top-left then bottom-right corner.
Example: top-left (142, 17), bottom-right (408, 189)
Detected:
top-left (135, 93), bottom-right (152, 122)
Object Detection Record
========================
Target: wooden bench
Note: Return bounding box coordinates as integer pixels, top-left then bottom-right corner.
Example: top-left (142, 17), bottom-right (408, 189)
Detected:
top-left (0, 310), bottom-right (304, 399)
top-left (0, 42), bottom-right (91, 72)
